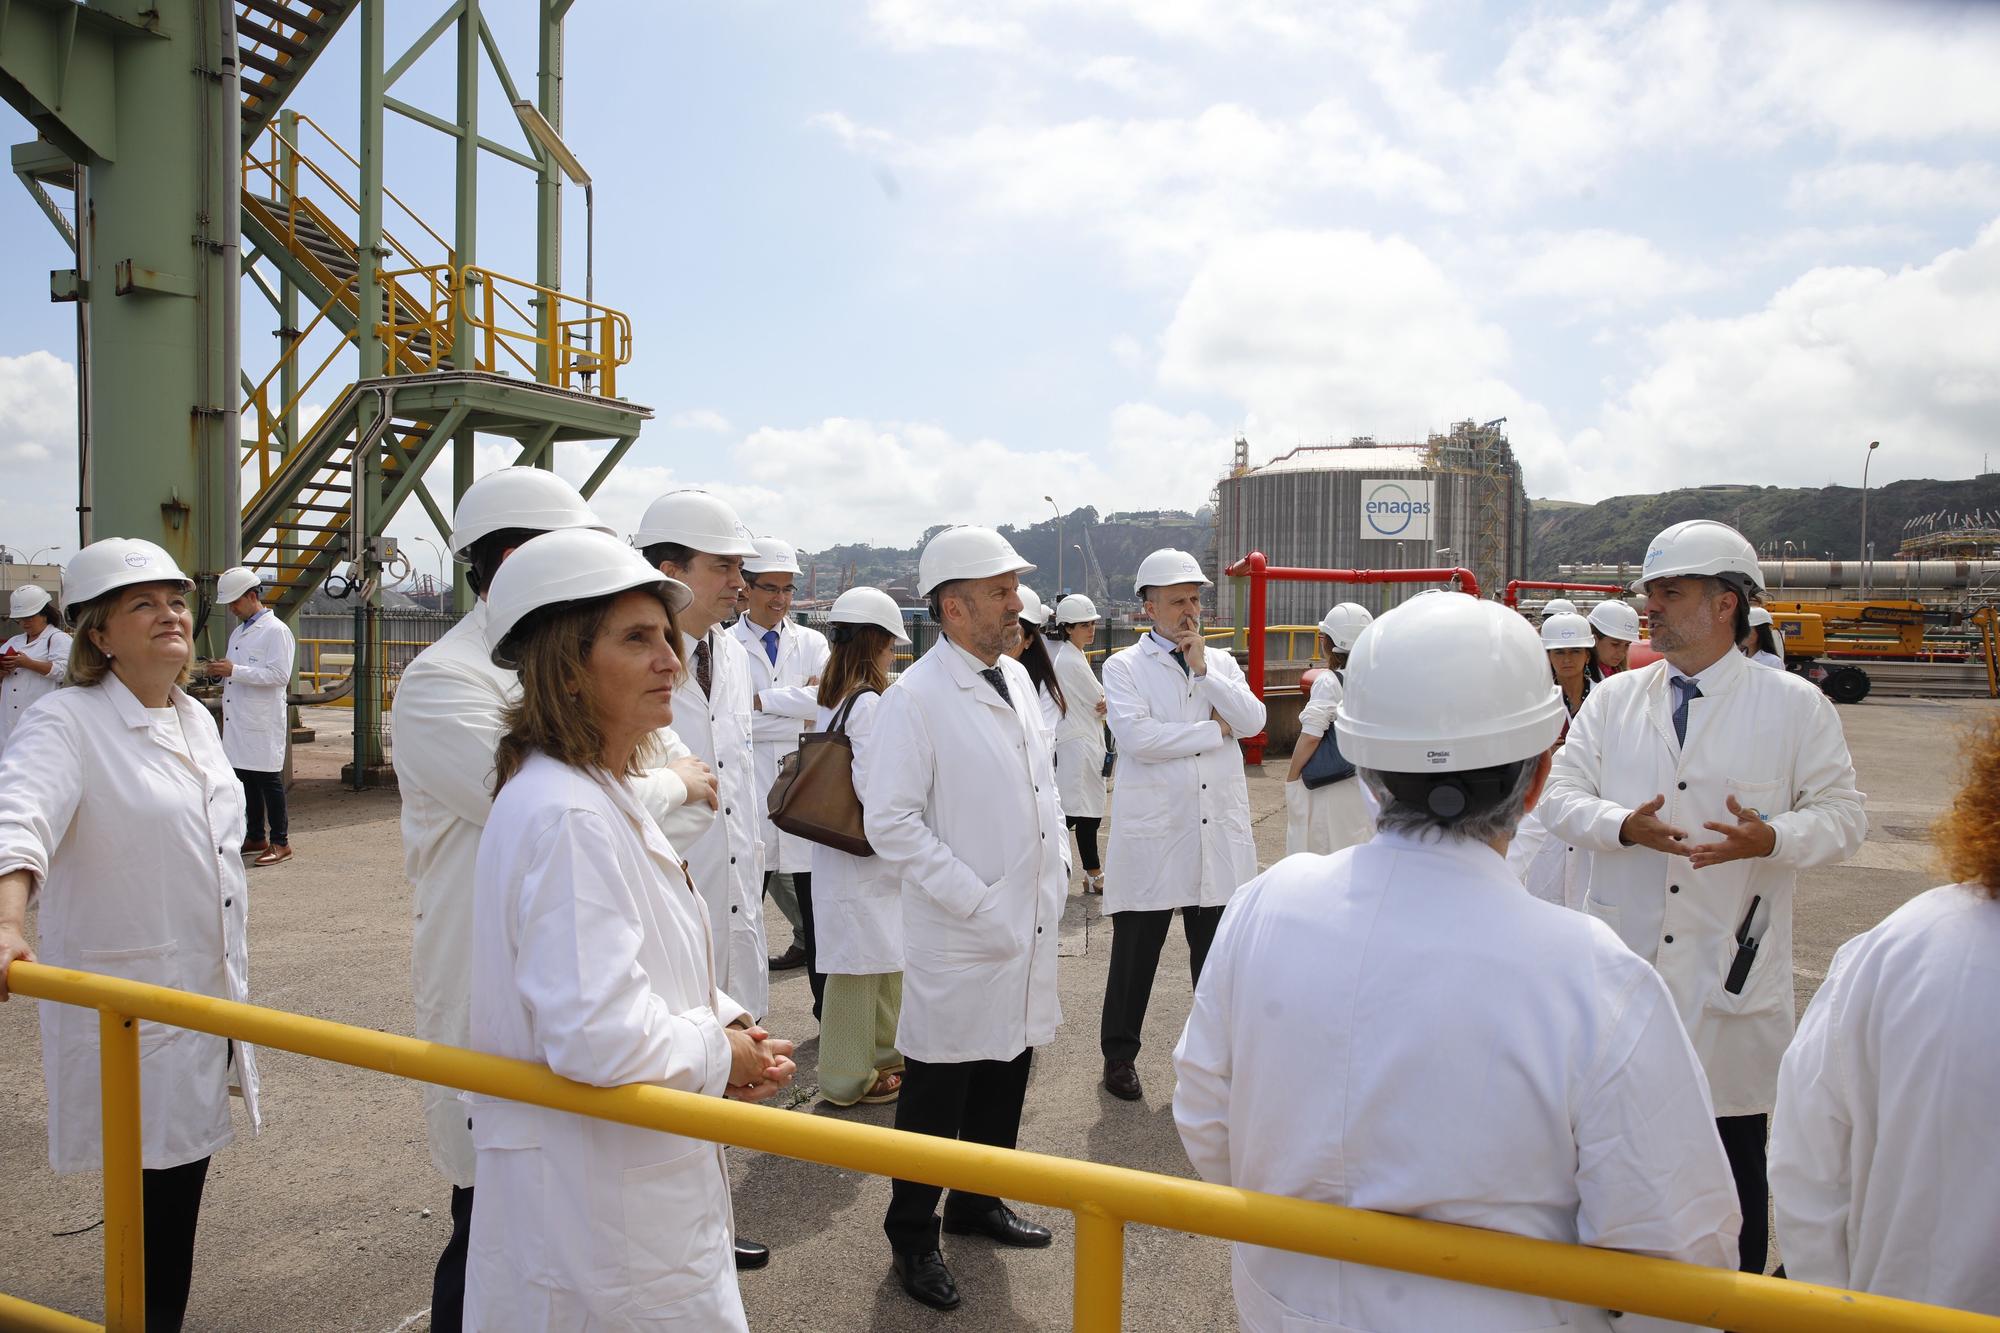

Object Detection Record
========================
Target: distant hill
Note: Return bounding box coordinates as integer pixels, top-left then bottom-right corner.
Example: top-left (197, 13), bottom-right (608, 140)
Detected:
top-left (1528, 475), bottom-right (2000, 579)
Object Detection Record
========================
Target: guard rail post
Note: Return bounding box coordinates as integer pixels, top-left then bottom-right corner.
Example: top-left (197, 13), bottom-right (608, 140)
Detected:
top-left (1241, 551), bottom-right (1268, 764)
top-left (98, 1009), bottom-right (145, 1330)
top-left (1072, 1207), bottom-right (1125, 1331)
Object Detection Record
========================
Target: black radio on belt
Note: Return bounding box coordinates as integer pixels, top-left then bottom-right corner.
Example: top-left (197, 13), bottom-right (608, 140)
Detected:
top-left (1723, 894), bottom-right (1762, 995)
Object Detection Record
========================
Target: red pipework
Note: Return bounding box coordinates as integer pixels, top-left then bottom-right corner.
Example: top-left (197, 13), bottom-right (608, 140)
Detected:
top-left (1501, 579), bottom-right (1629, 608)
top-left (1221, 552), bottom-right (1480, 764)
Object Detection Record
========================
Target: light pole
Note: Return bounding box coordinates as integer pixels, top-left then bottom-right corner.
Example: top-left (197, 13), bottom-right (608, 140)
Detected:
top-left (1044, 495), bottom-right (1062, 595)
top-left (27, 546), bottom-right (61, 567)
top-left (1859, 440), bottom-right (1880, 596)
top-left (513, 101), bottom-right (596, 382)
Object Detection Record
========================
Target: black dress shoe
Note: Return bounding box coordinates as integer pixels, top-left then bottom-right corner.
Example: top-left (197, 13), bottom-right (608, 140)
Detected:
top-left (768, 943), bottom-right (807, 971)
top-left (942, 1203), bottom-right (1054, 1249)
top-left (734, 1237), bottom-right (771, 1270)
top-left (892, 1249), bottom-right (961, 1310)
top-left (1103, 1059), bottom-right (1142, 1101)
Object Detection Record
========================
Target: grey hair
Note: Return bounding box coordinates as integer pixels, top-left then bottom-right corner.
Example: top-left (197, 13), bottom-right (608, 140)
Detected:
top-left (1359, 760), bottom-right (1541, 845)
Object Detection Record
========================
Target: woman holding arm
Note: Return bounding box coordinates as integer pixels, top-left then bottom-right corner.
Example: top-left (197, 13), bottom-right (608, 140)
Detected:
top-left (0, 583), bottom-right (72, 752)
top-left (1048, 595), bottom-right (1108, 894)
top-left (465, 528), bottom-right (794, 1330)
top-left (0, 540), bottom-right (262, 1333)
top-left (1283, 603), bottom-right (1373, 856)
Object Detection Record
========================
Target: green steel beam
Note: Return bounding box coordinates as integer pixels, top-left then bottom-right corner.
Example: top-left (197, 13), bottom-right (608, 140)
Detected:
top-left (0, 0), bottom-right (159, 164)
top-left (382, 95), bottom-right (540, 172)
top-left (379, 402), bottom-right (470, 519)
top-left (382, 0), bottom-right (463, 90)
top-left (534, 0), bottom-right (562, 385)
top-left (512, 419), bottom-right (559, 468)
top-left (451, 0), bottom-right (478, 372)
top-left (580, 434), bottom-right (638, 500)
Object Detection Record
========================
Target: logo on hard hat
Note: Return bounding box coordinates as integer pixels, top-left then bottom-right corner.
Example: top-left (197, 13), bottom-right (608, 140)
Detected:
top-left (1363, 481), bottom-right (1431, 537)
top-left (123, 553), bottom-right (151, 568)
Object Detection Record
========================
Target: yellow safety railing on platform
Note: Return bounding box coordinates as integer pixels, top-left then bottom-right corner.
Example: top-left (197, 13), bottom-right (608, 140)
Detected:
top-left (463, 265), bottom-right (631, 395)
top-left (6, 963), bottom-right (1997, 1333)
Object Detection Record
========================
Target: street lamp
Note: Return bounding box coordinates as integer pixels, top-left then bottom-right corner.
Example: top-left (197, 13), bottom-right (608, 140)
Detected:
top-left (1044, 495), bottom-right (1062, 595)
top-left (512, 101), bottom-right (596, 379)
top-left (26, 546), bottom-right (60, 566)
top-left (1859, 440), bottom-right (1881, 596)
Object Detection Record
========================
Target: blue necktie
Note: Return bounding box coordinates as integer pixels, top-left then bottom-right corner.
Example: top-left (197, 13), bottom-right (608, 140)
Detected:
top-left (762, 628), bottom-right (779, 665)
top-left (1671, 676), bottom-right (1701, 745)
top-left (980, 666), bottom-right (1012, 705)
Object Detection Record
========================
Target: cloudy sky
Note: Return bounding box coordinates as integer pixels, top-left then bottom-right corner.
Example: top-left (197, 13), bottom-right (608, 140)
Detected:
top-left (4, 0), bottom-right (2000, 560)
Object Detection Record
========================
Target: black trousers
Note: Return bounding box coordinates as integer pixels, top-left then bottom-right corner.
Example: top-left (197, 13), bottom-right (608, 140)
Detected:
top-left (883, 1050), bottom-right (1034, 1254)
top-left (1100, 905), bottom-right (1224, 1063)
top-left (1717, 1113), bottom-right (1769, 1274)
top-left (142, 1155), bottom-right (211, 1333)
top-left (794, 870), bottom-right (825, 1020)
top-left (1066, 815), bottom-right (1102, 873)
top-left (234, 767), bottom-right (288, 845)
top-left (428, 1184), bottom-right (474, 1333)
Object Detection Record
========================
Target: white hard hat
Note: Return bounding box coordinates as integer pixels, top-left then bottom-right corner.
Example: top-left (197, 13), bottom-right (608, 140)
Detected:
top-left (632, 489), bottom-right (759, 557)
top-left (8, 584), bottom-right (52, 619)
top-left (743, 536), bottom-right (803, 576)
top-left (1540, 598), bottom-right (1578, 617)
top-left (62, 538), bottom-right (192, 617)
top-left (916, 526), bottom-right (1034, 596)
top-left (1540, 612), bottom-right (1593, 651)
top-left (1631, 519), bottom-right (1765, 597)
top-left (1134, 548), bottom-right (1210, 596)
top-left (1016, 586), bottom-right (1051, 626)
top-left (215, 566), bottom-right (262, 605)
top-left (448, 466), bottom-right (611, 558)
top-left (1317, 602), bottom-right (1373, 653)
top-left (1054, 593), bottom-right (1100, 625)
top-left (1587, 600), bottom-right (1641, 642)
top-left (486, 528), bottom-right (692, 667)
top-left (830, 587), bottom-right (911, 644)
top-left (1337, 593), bottom-right (1566, 774)
top-left (1748, 606), bottom-right (1774, 628)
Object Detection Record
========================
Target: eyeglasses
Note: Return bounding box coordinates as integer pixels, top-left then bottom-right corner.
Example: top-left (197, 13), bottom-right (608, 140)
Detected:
top-left (747, 581), bottom-right (796, 596)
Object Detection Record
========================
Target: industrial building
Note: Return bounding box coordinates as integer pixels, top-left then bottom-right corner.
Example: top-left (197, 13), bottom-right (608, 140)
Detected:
top-left (1212, 419), bottom-right (1528, 629)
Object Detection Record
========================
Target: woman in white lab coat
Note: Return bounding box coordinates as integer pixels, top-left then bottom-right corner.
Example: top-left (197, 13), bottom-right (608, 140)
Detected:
top-left (1740, 606), bottom-right (1786, 671)
top-left (1283, 603), bottom-right (1373, 856)
top-left (1770, 717), bottom-right (2000, 1315)
top-left (1508, 613), bottom-right (1598, 910)
top-left (1008, 586), bottom-right (1066, 739)
top-left (465, 528), bottom-right (795, 1332)
top-left (0, 539), bottom-right (262, 1333)
top-left (809, 587), bottom-right (909, 1107)
top-left (0, 584), bottom-right (71, 753)
top-left (1048, 594), bottom-right (1108, 893)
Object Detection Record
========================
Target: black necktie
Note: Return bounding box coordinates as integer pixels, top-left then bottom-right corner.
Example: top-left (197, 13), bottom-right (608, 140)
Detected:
top-left (1671, 676), bottom-right (1700, 745)
top-left (694, 635), bottom-right (712, 699)
top-left (1169, 648), bottom-right (1189, 676)
top-left (980, 666), bottom-right (1012, 705)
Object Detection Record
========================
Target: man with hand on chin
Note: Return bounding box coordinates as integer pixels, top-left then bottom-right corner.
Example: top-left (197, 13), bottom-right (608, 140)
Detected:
top-left (1540, 518), bottom-right (1865, 1276)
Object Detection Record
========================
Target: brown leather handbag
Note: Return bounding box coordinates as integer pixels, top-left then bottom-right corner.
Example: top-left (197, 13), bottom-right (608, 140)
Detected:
top-left (767, 688), bottom-right (877, 857)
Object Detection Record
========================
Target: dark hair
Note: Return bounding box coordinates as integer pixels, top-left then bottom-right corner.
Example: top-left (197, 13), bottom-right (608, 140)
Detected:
top-left (818, 623), bottom-right (894, 709)
top-left (1017, 620), bottom-right (1066, 717)
top-left (1750, 624), bottom-right (1780, 656)
top-left (640, 541), bottom-right (697, 573)
top-left (26, 601), bottom-right (63, 631)
top-left (1586, 630), bottom-right (1618, 684)
top-left (1712, 577), bottom-right (1751, 641)
top-left (466, 527), bottom-right (540, 597)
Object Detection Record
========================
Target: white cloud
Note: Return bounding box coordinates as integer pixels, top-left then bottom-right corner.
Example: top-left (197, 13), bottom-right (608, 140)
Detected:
top-left (0, 352), bottom-right (78, 554)
top-left (1787, 161), bottom-right (2000, 215)
top-left (1505, 230), bottom-right (1716, 312)
top-left (666, 408), bottom-right (733, 433)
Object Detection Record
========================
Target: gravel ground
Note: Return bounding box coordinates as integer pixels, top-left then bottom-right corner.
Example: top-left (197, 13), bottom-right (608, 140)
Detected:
top-left (0, 695), bottom-right (1989, 1330)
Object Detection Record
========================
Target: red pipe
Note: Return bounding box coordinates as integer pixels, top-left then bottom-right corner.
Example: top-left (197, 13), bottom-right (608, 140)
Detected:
top-left (1502, 579), bottom-right (1628, 608)
top-left (1221, 553), bottom-right (1480, 763)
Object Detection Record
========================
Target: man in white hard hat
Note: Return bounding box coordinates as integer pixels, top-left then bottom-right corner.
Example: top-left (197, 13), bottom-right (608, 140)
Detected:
top-left (1540, 518), bottom-right (1866, 1275)
top-left (863, 525), bottom-right (1066, 1311)
top-left (1098, 548), bottom-right (1264, 1102)
top-left (730, 536), bottom-right (831, 993)
top-left (1174, 591), bottom-right (1741, 1332)
top-left (392, 467), bottom-right (723, 1328)
top-left (206, 567), bottom-right (298, 866)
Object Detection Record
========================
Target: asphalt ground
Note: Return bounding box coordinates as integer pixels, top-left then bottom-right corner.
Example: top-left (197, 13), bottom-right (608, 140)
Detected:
top-left (0, 694), bottom-right (1991, 1331)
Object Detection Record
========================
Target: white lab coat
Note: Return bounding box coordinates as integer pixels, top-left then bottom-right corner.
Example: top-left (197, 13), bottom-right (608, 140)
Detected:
top-left (808, 691), bottom-right (902, 975)
top-left (1540, 650), bottom-right (1867, 1115)
top-left (862, 640), bottom-right (1065, 1064)
top-left (220, 609), bottom-right (296, 773)
top-left (0, 624), bottom-right (71, 751)
top-left (1505, 808), bottom-right (1592, 910)
top-left (0, 673), bottom-right (262, 1172)
top-left (730, 614), bottom-right (829, 874)
top-left (465, 751), bottom-right (750, 1331)
top-left (1770, 883), bottom-right (2000, 1315)
top-left (1101, 634), bottom-right (1265, 915)
top-left (392, 599), bottom-right (715, 1186)
top-left (1282, 669), bottom-right (1372, 857)
top-left (654, 628), bottom-right (768, 1020)
top-left (1751, 650), bottom-right (1785, 672)
top-left (1051, 640), bottom-right (1107, 818)
top-left (1174, 834), bottom-right (1740, 1333)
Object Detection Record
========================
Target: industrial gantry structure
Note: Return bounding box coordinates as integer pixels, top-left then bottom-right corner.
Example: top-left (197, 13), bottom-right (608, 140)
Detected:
top-left (2, 0), bottom-right (649, 781)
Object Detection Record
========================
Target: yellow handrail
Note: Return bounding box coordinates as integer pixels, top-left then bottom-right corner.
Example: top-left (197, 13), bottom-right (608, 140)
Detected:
top-left (7, 961), bottom-right (1997, 1333)
top-left (463, 265), bottom-right (631, 395)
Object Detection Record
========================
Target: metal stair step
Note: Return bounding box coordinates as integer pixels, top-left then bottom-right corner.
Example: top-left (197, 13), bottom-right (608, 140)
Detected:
top-left (237, 16), bottom-right (313, 59)
top-left (238, 0), bottom-right (330, 37)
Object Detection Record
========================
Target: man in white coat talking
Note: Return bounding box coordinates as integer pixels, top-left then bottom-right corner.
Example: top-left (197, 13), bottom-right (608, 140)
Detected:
top-left (1099, 548), bottom-right (1264, 1102)
top-left (393, 467), bottom-right (722, 1329)
top-left (1539, 518), bottom-right (1866, 1275)
top-left (209, 566), bottom-right (297, 866)
top-left (863, 525), bottom-right (1067, 1313)
top-left (1174, 591), bottom-right (1741, 1332)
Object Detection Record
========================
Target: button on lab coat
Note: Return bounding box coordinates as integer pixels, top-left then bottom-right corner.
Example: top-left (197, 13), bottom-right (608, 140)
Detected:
top-left (466, 751), bottom-right (750, 1332)
top-left (392, 599), bottom-right (716, 1186)
top-left (1173, 833), bottom-right (1740, 1333)
top-left (1051, 640), bottom-right (1107, 818)
top-left (220, 609), bottom-right (296, 773)
top-left (731, 615), bottom-right (829, 874)
top-left (1102, 635), bottom-right (1265, 914)
top-left (1539, 651), bottom-right (1866, 1115)
top-left (809, 691), bottom-right (903, 975)
top-left (862, 642), bottom-right (1065, 1064)
top-left (0, 673), bottom-right (262, 1172)
top-left (0, 624), bottom-right (71, 752)
top-left (1770, 883), bottom-right (2000, 1315)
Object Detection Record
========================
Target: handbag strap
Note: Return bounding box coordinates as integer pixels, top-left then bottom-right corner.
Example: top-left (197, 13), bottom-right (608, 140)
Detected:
top-left (827, 686), bottom-right (879, 735)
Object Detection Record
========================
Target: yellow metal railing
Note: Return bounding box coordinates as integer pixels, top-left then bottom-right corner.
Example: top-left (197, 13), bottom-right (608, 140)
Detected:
top-left (463, 265), bottom-right (631, 395)
top-left (7, 963), bottom-right (1997, 1333)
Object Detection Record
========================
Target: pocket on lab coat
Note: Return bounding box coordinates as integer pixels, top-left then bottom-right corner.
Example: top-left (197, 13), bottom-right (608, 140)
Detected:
top-left (1721, 776), bottom-right (1786, 822)
top-left (77, 940), bottom-right (186, 1055)
top-left (1701, 920), bottom-right (1786, 1019)
top-left (621, 1148), bottom-right (730, 1313)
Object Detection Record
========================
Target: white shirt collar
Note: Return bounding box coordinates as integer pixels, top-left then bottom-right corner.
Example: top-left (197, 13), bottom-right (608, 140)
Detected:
top-left (1147, 629), bottom-right (1180, 653)
top-left (942, 634), bottom-right (1001, 677)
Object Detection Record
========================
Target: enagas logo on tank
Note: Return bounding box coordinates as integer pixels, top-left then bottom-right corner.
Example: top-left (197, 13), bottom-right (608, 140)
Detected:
top-left (1359, 479), bottom-right (1433, 541)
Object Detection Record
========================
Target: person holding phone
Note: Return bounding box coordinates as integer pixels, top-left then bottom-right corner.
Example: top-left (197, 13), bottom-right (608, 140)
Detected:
top-left (0, 584), bottom-right (71, 753)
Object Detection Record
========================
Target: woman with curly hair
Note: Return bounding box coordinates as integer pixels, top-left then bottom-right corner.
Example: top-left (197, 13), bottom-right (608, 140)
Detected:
top-left (1770, 715), bottom-right (2000, 1314)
